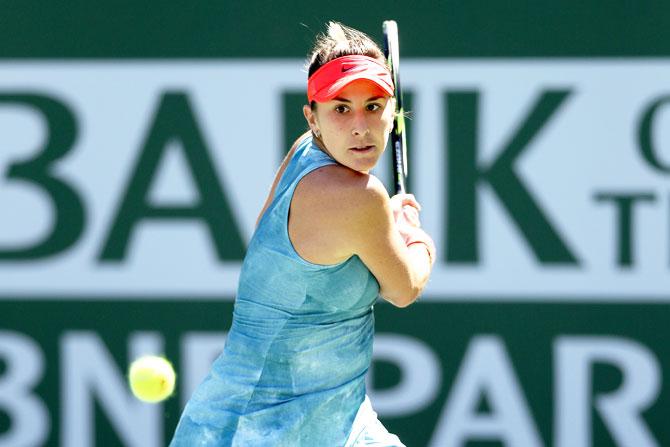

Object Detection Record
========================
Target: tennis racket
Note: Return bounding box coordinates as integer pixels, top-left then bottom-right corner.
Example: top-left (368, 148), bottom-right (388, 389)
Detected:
top-left (382, 20), bottom-right (408, 195)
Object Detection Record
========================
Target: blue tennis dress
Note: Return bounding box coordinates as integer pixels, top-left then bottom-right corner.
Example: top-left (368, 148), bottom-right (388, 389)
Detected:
top-left (170, 136), bottom-right (400, 446)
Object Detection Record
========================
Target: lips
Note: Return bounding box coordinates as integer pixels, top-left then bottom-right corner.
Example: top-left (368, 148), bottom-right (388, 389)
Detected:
top-left (349, 145), bottom-right (375, 152)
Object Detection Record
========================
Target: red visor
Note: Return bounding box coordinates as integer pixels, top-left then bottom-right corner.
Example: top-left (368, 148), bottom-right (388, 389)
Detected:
top-left (307, 55), bottom-right (394, 103)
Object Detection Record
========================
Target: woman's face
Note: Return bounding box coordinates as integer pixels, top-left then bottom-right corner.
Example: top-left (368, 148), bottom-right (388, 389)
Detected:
top-left (304, 80), bottom-right (395, 173)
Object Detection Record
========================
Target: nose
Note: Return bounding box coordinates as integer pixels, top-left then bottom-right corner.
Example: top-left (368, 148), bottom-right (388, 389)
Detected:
top-left (351, 112), bottom-right (370, 137)
top-left (352, 128), bottom-right (370, 136)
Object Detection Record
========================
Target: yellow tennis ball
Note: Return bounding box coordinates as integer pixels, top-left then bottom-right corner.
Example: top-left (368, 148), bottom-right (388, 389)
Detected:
top-left (128, 355), bottom-right (176, 403)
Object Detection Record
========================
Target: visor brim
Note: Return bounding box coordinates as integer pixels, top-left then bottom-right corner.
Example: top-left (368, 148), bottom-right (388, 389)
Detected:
top-left (311, 74), bottom-right (394, 103)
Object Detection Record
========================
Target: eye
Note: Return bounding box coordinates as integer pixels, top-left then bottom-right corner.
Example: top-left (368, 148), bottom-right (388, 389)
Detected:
top-left (366, 103), bottom-right (382, 112)
top-left (334, 104), bottom-right (349, 114)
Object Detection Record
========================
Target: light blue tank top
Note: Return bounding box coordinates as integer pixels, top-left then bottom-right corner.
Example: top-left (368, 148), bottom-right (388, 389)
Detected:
top-left (170, 136), bottom-right (380, 446)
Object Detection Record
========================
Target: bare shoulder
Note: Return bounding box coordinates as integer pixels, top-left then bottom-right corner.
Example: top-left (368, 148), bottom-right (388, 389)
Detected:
top-left (290, 165), bottom-right (391, 262)
top-left (295, 165), bottom-right (390, 222)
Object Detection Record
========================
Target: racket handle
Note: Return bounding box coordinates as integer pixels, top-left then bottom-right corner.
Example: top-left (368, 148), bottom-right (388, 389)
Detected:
top-left (393, 140), bottom-right (406, 194)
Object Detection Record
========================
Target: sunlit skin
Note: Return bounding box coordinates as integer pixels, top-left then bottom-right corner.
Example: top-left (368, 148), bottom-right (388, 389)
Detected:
top-left (303, 80), bottom-right (395, 173)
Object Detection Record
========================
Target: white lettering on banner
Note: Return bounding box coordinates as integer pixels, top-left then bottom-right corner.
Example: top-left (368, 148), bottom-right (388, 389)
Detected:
top-left (555, 336), bottom-right (661, 447)
top-left (367, 333), bottom-right (441, 417)
top-left (0, 61), bottom-right (669, 299)
top-left (61, 332), bottom-right (162, 447)
top-left (429, 336), bottom-right (543, 447)
top-left (0, 331), bottom-right (665, 445)
top-left (0, 331), bottom-right (49, 447)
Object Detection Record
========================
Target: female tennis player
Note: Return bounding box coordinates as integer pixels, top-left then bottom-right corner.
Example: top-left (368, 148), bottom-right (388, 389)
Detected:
top-left (169, 21), bottom-right (435, 447)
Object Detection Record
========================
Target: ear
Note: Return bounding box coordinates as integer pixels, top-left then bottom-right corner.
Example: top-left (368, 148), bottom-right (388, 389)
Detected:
top-left (303, 104), bottom-right (319, 135)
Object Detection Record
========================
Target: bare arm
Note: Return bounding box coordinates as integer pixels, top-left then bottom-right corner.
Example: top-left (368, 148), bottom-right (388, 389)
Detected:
top-left (300, 171), bottom-right (434, 307)
top-left (354, 182), bottom-right (434, 307)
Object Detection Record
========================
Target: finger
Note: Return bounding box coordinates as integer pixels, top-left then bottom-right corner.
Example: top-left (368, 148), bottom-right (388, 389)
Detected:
top-left (402, 203), bottom-right (420, 217)
top-left (403, 206), bottom-right (421, 227)
top-left (402, 194), bottom-right (421, 210)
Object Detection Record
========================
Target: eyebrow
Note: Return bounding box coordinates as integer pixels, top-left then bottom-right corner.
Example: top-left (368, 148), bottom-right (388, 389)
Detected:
top-left (332, 96), bottom-right (386, 103)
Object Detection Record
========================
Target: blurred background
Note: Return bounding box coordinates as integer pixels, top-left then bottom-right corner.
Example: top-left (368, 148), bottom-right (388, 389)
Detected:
top-left (1, 1), bottom-right (669, 446)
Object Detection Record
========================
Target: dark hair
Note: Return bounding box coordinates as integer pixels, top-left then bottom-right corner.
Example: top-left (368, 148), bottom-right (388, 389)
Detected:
top-left (306, 22), bottom-right (385, 108)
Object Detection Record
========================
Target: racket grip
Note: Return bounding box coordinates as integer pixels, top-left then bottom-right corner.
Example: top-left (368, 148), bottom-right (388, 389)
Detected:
top-left (393, 141), bottom-right (406, 194)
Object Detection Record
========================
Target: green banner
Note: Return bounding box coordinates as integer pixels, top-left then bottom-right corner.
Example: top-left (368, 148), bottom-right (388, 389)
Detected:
top-left (1, 300), bottom-right (668, 446)
top-left (3, 2), bottom-right (670, 58)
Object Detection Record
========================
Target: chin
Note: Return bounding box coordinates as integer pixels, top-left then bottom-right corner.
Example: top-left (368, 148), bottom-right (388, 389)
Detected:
top-left (337, 148), bottom-right (382, 173)
top-left (350, 159), bottom-right (379, 173)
